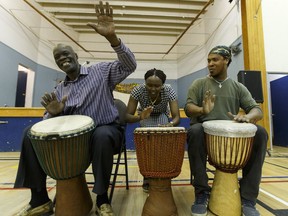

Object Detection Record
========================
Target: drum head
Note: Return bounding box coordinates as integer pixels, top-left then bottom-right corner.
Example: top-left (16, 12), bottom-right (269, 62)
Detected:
top-left (202, 120), bottom-right (257, 138)
top-left (30, 115), bottom-right (95, 139)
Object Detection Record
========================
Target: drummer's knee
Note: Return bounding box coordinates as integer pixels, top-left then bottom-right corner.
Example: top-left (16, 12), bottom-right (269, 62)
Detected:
top-left (187, 123), bottom-right (204, 146)
top-left (21, 125), bottom-right (34, 150)
top-left (92, 128), bottom-right (110, 143)
top-left (253, 125), bottom-right (268, 151)
top-left (255, 125), bottom-right (268, 139)
top-left (91, 126), bottom-right (117, 152)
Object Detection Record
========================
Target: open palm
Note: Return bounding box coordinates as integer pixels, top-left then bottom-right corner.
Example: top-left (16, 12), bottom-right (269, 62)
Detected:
top-left (202, 90), bottom-right (215, 115)
top-left (87, 1), bottom-right (115, 37)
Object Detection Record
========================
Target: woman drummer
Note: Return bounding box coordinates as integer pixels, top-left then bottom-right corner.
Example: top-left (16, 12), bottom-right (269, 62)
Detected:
top-left (125, 68), bottom-right (180, 192)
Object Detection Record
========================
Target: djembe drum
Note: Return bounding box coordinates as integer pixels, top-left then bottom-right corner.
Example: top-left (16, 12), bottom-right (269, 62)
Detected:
top-left (202, 120), bottom-right (257, 216)
top-left (28, 115), bottom-right (95, 216)
top-left (134, 127), bottom-right (186, 216)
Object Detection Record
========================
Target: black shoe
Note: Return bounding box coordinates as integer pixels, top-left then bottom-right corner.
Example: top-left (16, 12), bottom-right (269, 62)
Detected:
top-left (191, 192), bottom-right (209, 216)
top-left (242, 198), bottom-right (260, 216)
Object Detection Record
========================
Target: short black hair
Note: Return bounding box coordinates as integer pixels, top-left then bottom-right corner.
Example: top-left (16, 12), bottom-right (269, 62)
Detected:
top-left (144, 68), bottom-right (166, 84)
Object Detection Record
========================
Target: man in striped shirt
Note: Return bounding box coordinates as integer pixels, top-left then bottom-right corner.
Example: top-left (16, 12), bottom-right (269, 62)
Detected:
top-left (14, 1), bottom-right (137, 216)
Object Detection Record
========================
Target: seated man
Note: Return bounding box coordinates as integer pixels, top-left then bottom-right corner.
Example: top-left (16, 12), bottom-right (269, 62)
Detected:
top-left (13, 1), bottom-right (137, 216)
top-left (185, 45), bottom-right (268, 216)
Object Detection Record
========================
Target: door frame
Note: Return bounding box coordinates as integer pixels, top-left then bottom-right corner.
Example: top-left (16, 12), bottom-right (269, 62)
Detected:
top-left (17, 65), bottom-right (35, 107)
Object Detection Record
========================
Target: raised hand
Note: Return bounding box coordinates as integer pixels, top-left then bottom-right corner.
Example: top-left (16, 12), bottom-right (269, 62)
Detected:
top-left (87, 1), bottom-right (115, 38)
top-left (202, 90), bottom-right (215, 115)
top-left (41, 92), bottom-right (67, 116)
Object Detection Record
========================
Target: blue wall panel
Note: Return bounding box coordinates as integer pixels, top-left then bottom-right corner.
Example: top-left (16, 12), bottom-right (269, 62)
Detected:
top-left (0, 117), bottom-right (42, 151)
top-left (0, 42), bottom-right (65, 107)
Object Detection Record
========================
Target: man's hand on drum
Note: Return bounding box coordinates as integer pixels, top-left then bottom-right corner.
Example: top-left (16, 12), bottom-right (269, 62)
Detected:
top-left (41, 92), bottom-right (67, 116)
top-left (139, 106), bottom-right (153, 120)
top-left (202, 90), bottom-right (215, 115)
top-left (228, 112), bottom-right (256, 123)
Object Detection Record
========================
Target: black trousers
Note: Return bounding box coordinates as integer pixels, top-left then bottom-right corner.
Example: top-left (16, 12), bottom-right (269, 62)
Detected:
top-left (187, 123), bottom-right (268, 203)
top-left (14, 122), bottom-right (123, 195)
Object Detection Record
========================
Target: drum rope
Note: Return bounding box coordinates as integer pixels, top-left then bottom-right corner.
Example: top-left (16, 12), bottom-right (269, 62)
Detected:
top-left (206, 135), bottom-right (255, 173)
top-left (134, 130), bottom-right (186, 179)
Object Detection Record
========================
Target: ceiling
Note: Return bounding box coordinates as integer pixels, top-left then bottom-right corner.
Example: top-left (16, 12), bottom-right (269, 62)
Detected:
top-left (14, 0), bottom-right (223, 62)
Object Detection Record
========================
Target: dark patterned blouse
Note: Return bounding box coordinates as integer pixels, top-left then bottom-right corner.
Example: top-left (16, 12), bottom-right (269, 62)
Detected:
top-left (130, 83), bottom-right (177, 126)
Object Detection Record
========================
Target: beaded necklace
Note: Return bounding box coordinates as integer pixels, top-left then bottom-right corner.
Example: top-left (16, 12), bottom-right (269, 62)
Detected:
top-left (211, 76), bottom-right (229, 88)
top-left (149, 93), bottom-right (159, 106)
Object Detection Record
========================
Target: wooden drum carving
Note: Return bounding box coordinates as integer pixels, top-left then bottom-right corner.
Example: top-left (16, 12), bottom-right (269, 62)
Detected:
top-left (202, 120), bottom-right (257, 216)
top-left (28, 115), bottom-right (95, 216)
top-left (134, 127), bottom-right (186, 216)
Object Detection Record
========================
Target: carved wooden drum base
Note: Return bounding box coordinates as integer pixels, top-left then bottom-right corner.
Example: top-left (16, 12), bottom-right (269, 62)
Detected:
top-left (208, 170), bottom-right (241, 216)
top-left (55, 174), bottom-right (92, 216)
top-left (142, 179), bottom-right (178, 216)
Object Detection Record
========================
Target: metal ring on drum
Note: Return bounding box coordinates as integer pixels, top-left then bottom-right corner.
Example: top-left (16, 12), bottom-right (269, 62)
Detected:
top-left (28, 115), bottom-right (95, 216)
top-left (134, 127), bottom-right (187, 216)
top-left (202, 120), bottom-right (257, 216)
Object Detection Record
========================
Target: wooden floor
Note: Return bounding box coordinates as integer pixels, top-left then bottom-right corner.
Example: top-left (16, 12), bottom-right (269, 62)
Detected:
top-left (0, 146), bottom-right (288, 216)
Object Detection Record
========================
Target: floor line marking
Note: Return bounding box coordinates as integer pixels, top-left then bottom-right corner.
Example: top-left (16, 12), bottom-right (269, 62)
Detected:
top-left (260, 188), bottom-right (288, 207)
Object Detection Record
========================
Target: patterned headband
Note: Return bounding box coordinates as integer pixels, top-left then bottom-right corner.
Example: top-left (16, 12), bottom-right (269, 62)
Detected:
top-left (209, 46), bottom-right (232, 60)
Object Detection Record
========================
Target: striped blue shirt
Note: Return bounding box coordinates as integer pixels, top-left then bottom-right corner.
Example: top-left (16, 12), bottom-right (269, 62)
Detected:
top-left (44, 41), bottom-right (137, 125)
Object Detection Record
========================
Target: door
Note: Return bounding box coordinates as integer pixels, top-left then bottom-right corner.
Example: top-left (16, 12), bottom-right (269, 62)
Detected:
top-left (15, 71), bottom-right (27, 107)
top-left (270, 75), bottom-right (288, 147)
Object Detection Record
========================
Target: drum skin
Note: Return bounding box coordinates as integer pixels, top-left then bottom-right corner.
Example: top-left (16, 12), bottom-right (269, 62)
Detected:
top-left (134, 127), bottom-right (187, 216)
top-left (203, 120), bottom-right (257, 216)
top-left (28, 115), bottom-right (95, 216)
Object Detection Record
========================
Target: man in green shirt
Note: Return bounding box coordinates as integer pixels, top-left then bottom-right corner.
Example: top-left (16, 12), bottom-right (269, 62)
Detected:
top-left (185, 45), bottom-right (268, 216)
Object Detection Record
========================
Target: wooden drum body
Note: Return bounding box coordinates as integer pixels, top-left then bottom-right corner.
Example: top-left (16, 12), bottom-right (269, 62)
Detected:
top-left (134, 127), bottom-right (186, 216)
top-left (28, 115), bottom-right (95, 216)
top-left (203, 120), bottom-right (257, 216)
